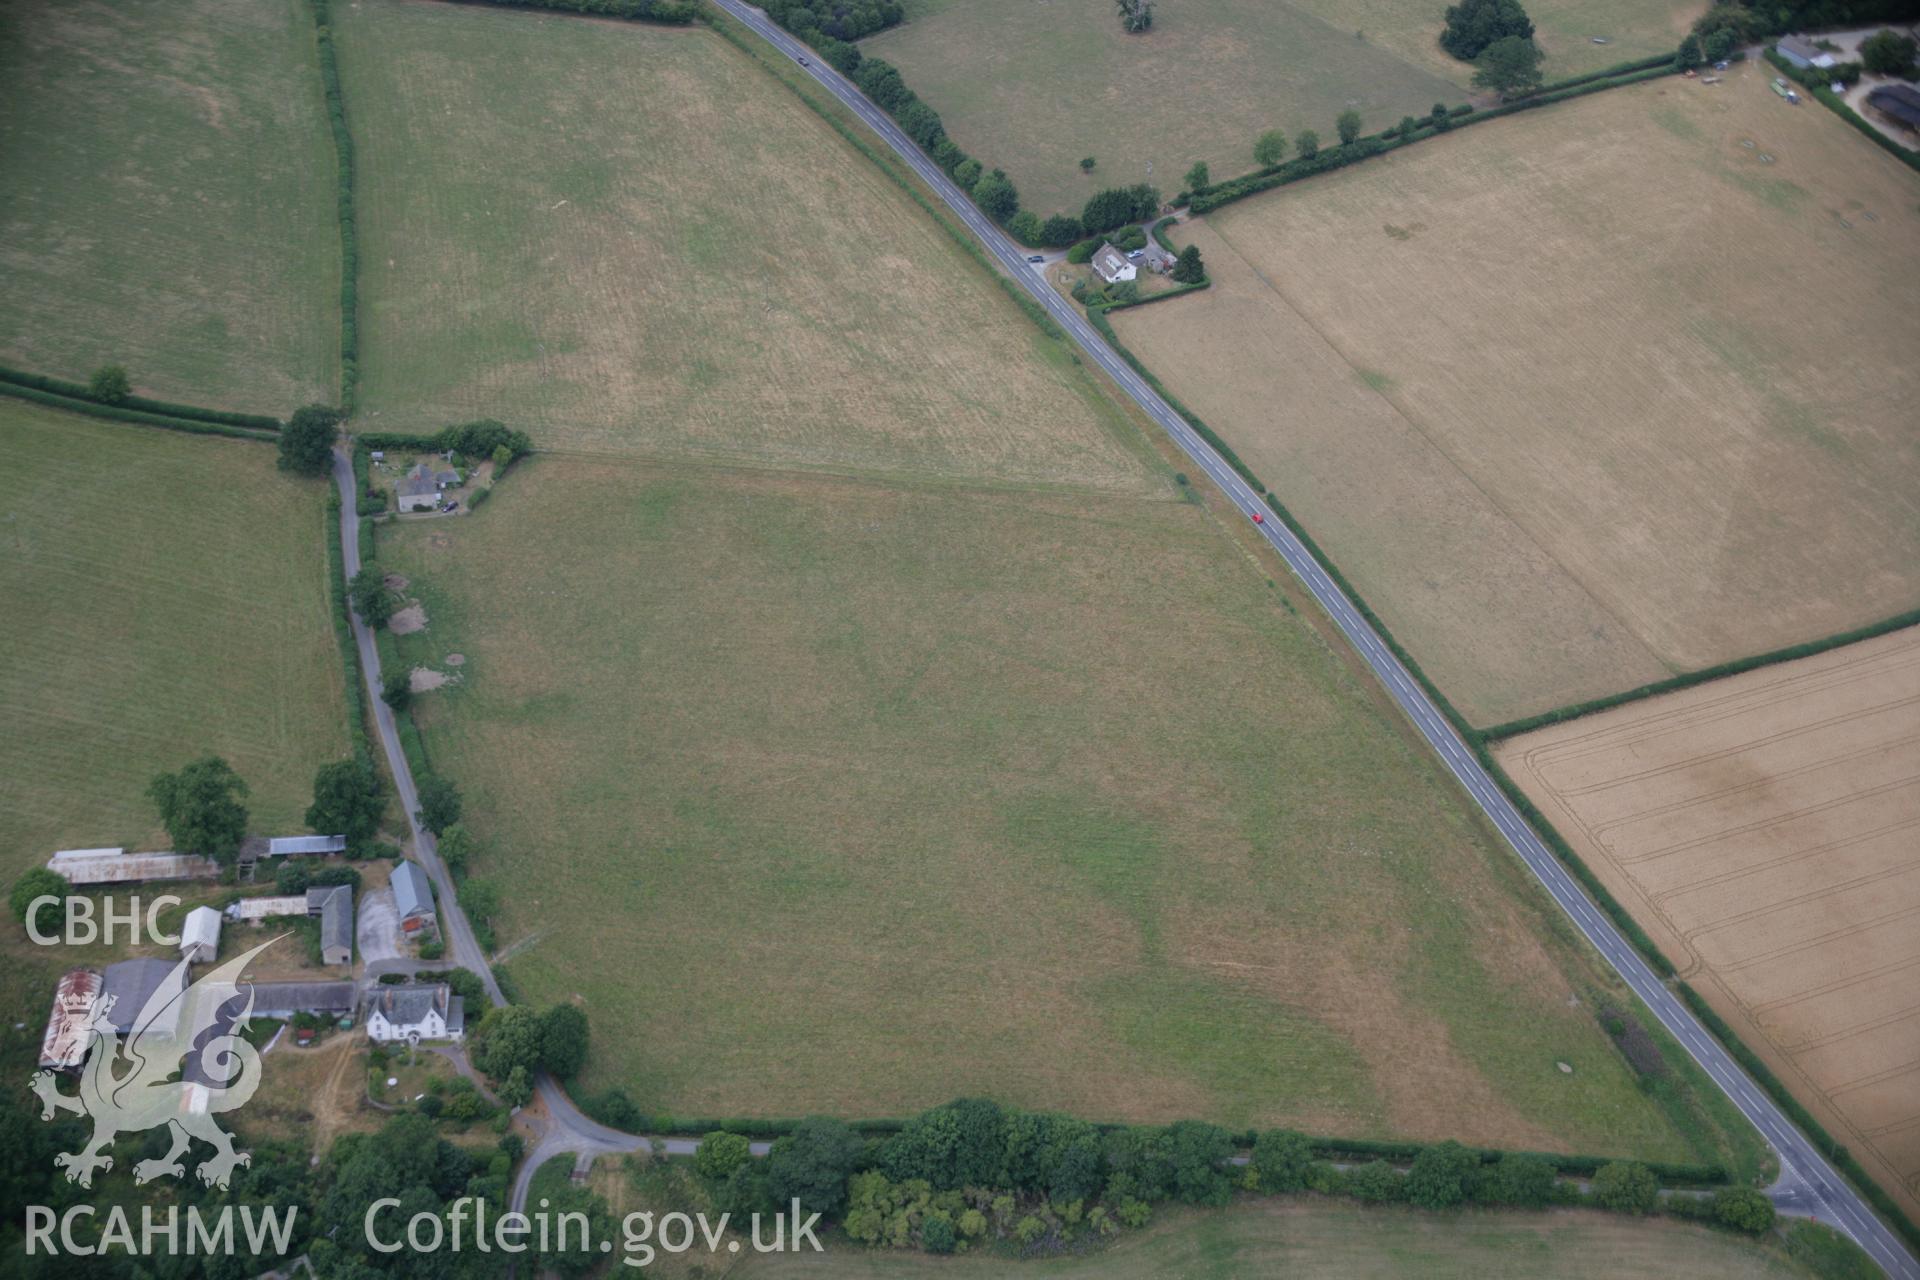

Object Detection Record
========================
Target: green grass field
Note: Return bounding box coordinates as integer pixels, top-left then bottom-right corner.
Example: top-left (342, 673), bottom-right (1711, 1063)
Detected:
top-left (0, 0), bottom-right (340, 413)
top-left (864, 0), bottom-right (1699, 218)
top-left (380, 453), bottom-right (1747, 1165)
top-left (0, 401), bottom-right (350, 1074)
top-left (0, 402), bottom-right (350, 871)
top-left (740, 1201), bottom-right (1820, 1278)
top-left (332, 0), bottom-right (1155, 492)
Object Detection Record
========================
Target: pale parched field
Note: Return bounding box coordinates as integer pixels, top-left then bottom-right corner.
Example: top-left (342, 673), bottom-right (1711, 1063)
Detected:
top-left (0, 402), bottom-right (350, 878)
top-left (1498, 628), bottom-right (1920, 1218)
top-left (382, 454), bottom-right (1743, 1165)
top-left (869, 0), bottom-right (1700, 217)
top-left (0, 0), bottom-right (340, 413)
top-left (333, 0), bottom-right (1154, 493)
top-left (1120, 70), bottom-right (1920, 723)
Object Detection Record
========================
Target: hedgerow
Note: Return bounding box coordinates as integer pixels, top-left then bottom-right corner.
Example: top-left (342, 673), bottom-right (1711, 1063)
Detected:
top-left (0, 365), bottom-right (282, 429)
top-left (0, 379), bottom-right (276, 441)
top-left (442, 0), bottom-right (697, 21)
top-left (308, 0), bottom-right (359, 411)
top-left (324, 489), bottom-right (374, 765)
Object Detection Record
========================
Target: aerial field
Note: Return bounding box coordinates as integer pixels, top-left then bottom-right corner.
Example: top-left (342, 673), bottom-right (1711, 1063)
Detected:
top-left (1499, 628), bottom-right (1920, 1219)
top-left (0, 403), bottom-right (349, 1075)
top-left (0, 0), bottom-right (340, 414)
top-left (736, 1201), bottom-right (1817, 1278)
top-left (1117, 69), bottom-right (1920, 724)
top-left (333, 0), bottom-right (1154, 493)
top-left (0, 403), bottom-right (350, 871)
top-left (381, 453), bottom-right (1744, 1166)
top-left (865, 0), bottom-right (1700, 217)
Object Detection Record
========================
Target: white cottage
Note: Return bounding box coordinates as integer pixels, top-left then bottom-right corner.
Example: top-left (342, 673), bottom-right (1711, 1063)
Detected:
top-left (365, 983), bottom-right (465, 1045)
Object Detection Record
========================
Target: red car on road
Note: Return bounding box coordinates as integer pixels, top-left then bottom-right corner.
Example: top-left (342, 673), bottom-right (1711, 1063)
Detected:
top-left (1251, 512), bottom-right (1264, 524)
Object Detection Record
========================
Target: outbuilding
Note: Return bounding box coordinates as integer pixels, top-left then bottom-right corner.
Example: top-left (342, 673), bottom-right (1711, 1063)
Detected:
top-left (391, 862), bottom-right (436, 932)
top-left (398, 463), bottom-right (441, 513)
top-left (308, 884), bottom-right (354, 966)
top-left (1776, 34), bottom-right (1836, 69)
top-left (1866, 83), bottom-right (1920, 131)
top-left (180, 906), bottom-right (222, 964)
top-left (38, 968), bottom-right (102, 1070)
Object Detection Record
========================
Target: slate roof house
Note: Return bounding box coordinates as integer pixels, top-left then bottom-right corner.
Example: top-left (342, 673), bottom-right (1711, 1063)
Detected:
top-left (1091, 243), bottom-right (1138, 285)
top-left (365, 983), bottom-right (465, 1044)
top-left (308, 883), bottom-right (354, 966)
top-left (397, 463), bottom-right (442, 512)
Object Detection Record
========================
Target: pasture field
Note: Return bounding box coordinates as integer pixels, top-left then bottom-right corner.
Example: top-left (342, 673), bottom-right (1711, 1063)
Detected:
top-left (1498, 628), bottom-right (1920, 1218)
top-left (380, 453), bottom-right (1749, 1166)
top-left (866, 0), bottom-right (1700, 217)
top-left (332, 0), bottom-right (1154, 493)
top-left (0, 0), bottom-right (340, 413)
top-left (740, 1201), bottom-right (1818, 1279)
top-left (0, 402), bottom-right (350, 878)
top-left (1116, 69), bottom-right (1920, 724)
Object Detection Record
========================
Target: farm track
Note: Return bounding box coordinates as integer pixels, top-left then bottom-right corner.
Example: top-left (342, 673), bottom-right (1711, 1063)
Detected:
top-left (704, 5), bottom-right (1920, 1272)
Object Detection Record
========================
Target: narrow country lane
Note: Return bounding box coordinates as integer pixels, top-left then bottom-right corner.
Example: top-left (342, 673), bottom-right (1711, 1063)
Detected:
top-left (698, 9), bottom-right (1920, 1275)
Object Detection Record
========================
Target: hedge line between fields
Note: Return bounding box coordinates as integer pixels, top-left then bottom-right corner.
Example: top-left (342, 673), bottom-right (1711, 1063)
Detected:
top-left (704, 11), bottom-right (1066, 342)
top-left (1766, 47), bottom-right (1920, 175)
top-left (436, 0), bottom-right (697, 23)
top-left (1678, 983), bottom-right (1920, 1251)
top-left (1480, 607), bottom-right (1920, 741)
top-left (589, 1108), bottom-right (1724, 1185)
top-left (324, 489), bottom-right (375, 765)
top-left (1191, 60), bottom-right (1678, 215)
top-left (0, 379), bottom-right (277, 441)
top-left (0, 364), bottom-right (282, 429)
top-left (309, 0), bottom-right (359, 412)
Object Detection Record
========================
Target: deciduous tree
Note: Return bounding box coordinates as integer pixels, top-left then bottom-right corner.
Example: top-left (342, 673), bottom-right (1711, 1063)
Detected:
top-left (539, 1003), bottom-right (590, 1080)
top-left (87, 365), bottom-right (131, 404)
top-left (148, 756), bottom-right (249, 864)
top-left (1171, 244), bottom-right (1205, 283)
top-left (417, 774), bottom-right (463, 834)
top-left (10, 869), bottom-right (69, 936)
top-left (306, 758), bottom-right (384, 849)
top-left (1337, 109), bottom-right (1363, 144)
top-left (1473, 34), bottom-right (1544, 97)
top-left (279, 404), bottom-right (342, 476)
top-left (1254, 128), bottom-right (1288, 166)
top-left (766, 1117), bottom-right (863, 1215)
top-left (348, 565), bottom-right (394, 628)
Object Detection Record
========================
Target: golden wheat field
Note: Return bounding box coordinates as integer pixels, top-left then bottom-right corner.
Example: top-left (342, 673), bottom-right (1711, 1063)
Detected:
top-left (1499, 628), bottom-right (1920, 1217)
top-left (1118, 69), bottom-right (1920, 724)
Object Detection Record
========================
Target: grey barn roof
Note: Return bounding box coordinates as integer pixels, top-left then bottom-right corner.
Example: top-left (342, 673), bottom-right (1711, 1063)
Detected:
top-left (233, 980), bottom-right (357, 1015)
top-left (101, 958), bottom-right (185, 1033)
top-left (308, 884), bottom-right (354, 957)
top-left (1777, 34), bottom-right (1825, 61)
top-left (1868, 83), bottom-right (1920, 126)
top-left (391, 862), bottom-right (434, 919)
top-left (269, 835), bottom-right (347, 856)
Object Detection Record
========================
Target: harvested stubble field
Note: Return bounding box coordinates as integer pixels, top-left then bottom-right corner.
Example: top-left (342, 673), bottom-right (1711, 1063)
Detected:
top-left (1116, 69), bottom-right (1920, 724)
top-left (381, 454), bottom-right (1746, 1166)
top-left (735, 1200), bottom-right (1817, 1278)
top-left (1499, 628), bottom-right (1920, 1218)
top-left (0, 0), bottom-right (341, 413)
top-left (333, 0), bottom-right (1153, 493)
top-left (865, 0), bottom-right (1700, 217)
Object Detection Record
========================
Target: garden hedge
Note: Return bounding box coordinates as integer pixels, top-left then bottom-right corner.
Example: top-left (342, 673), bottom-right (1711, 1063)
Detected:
top-left (0, 364), bottom-right (281, 429)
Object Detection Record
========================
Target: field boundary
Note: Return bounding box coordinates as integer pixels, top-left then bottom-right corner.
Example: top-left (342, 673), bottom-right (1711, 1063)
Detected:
top-left (0, 377), bottom-right (278, 440)
top-left (0, 364), bottom-right (283, 430)
top-left (324, 486), bottom-right (376, 766)
top-left (1191, 57), bottom-right (1682, 214)
top-left (1767, 46), bottom-right (1920, 176)
top-left (308, 0), bottom-right (359, 412)
top-left (1480, 611), bottom-right (1920, 741)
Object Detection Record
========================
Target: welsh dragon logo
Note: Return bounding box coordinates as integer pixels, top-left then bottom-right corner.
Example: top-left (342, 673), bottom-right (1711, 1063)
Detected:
top-left (30, 939), bottom-right (281, 1190)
